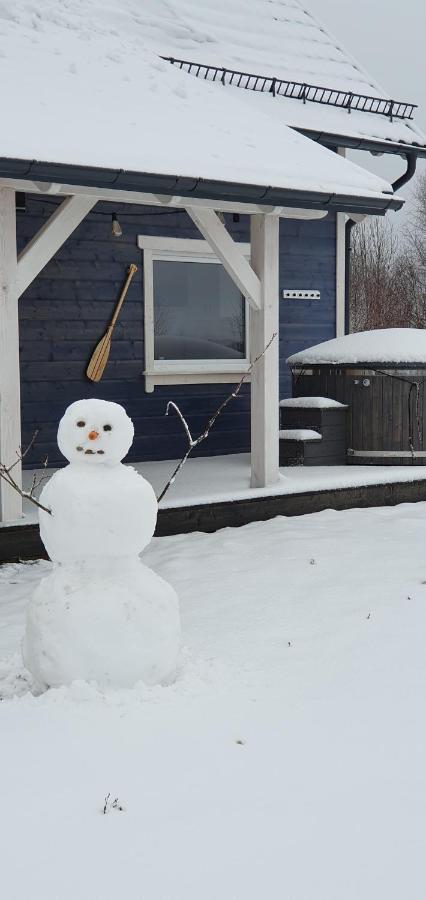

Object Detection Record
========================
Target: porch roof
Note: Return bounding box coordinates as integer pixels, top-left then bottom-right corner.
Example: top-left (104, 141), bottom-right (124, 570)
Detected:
top-left (0, 4), bottom-right (402, 215)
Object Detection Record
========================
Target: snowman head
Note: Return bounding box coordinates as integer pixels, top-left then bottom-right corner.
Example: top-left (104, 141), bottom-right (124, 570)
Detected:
top-left (58, 399), bottom-right (134, 466)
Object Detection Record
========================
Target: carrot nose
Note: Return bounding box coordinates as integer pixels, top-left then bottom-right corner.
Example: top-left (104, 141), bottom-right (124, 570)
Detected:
top-left (88, 430), bottom-right (99, 441)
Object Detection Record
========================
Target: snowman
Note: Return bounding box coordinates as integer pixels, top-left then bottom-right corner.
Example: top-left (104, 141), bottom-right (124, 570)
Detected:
top-left (22, 399), bottom-right (181, 690)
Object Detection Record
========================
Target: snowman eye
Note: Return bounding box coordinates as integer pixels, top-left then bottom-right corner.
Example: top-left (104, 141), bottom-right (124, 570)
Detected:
top-left (103, 424), bottom-right (112, 432)
top-left (77, 420), bottom-right (85, 428)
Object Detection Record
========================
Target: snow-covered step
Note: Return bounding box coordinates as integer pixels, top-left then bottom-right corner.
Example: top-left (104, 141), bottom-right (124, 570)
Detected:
top-left (279, 430), bottom-right (323, 467)
top-left (279, 429), bottom-right (322, 441)
top-left (279, 397), bottom-right (348, 466)
top-left (280, 396), bottom-right (346, 410)
top-left (279, 396), bottom-right (347, 435)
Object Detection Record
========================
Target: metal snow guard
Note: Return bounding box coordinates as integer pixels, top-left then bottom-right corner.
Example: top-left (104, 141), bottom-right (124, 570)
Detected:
top-left (162, 57), bottom-right (417, 122)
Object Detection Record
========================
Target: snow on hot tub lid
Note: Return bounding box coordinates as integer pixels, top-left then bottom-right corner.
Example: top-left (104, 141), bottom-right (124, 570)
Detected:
top-left (287, 329), bottom-right (426, 367)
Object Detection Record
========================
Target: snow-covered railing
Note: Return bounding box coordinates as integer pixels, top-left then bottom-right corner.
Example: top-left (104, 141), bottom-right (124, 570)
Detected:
top-left (162, 57), bottom-right (417, 122)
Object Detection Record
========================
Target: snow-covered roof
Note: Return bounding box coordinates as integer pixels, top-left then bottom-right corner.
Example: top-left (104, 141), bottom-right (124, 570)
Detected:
top-left (138, 0), bottom-right (426, 153)
top-left (287, 329), bottom-right (426, 366)
top-left (0, 1), bottom-right (401, 210)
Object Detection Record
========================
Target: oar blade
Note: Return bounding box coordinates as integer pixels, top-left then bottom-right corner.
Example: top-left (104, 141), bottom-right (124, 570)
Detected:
top-left (86, 331), bottom-right (112, 382)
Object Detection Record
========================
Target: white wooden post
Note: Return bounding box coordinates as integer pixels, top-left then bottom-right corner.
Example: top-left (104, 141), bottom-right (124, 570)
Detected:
top-left (0, 188), bottom-right (22, 522)
top-left (335, 212), bottom-right (346, 338)
top-left (250, 215), bottom-right (280, 488)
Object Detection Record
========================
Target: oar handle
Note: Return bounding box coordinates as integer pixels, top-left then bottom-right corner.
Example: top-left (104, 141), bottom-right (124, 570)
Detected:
top-left (110, 263), bottom-right (138, 328)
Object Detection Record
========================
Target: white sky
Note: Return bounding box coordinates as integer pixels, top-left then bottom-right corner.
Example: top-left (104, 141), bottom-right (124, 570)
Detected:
top-left (306, 0), bottom-right (426, 230)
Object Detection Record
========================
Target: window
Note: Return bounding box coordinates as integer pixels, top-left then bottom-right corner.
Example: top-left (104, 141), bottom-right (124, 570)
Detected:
top-left (138, 237), bottom-right (250, 392)
top-left (153, 258), bottom-right (246, 362)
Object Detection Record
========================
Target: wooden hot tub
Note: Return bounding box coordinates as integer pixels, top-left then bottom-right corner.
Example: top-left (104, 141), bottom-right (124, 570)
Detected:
top-left (287, 329), bottom-right (426, 466)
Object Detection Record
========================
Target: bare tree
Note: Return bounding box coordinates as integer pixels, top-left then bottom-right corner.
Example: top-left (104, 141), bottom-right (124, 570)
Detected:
top-left (405, 171), bottom-right (426, 269)
top-left (349, 217), bottom-right (425, 332)
top-left (403, 172), bottom-right (426, 325)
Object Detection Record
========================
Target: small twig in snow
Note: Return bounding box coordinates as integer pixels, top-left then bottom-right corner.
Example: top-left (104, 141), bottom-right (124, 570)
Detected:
top-left (158, 333), bottom-right (277, 503)
top-left (102, 793), bottom-right (125, 814)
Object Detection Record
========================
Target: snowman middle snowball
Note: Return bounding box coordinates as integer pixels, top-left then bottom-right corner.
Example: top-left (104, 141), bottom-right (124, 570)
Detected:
top-left (22, 399), bottom-right (181, 689)
top-left (39, 399), bottom-right (158, 562)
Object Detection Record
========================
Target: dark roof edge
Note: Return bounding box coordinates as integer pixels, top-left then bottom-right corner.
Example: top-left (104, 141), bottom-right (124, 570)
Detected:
top-left (298, 128), bottom-right (426, 158)
top-left (0, 158), bottom-right (403, 216)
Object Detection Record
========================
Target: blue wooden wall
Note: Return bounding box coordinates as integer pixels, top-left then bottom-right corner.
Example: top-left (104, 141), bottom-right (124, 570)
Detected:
top-left (17, 198), bottom-right (336, 468)
top-left (279, 215), bottom-right (336, 398)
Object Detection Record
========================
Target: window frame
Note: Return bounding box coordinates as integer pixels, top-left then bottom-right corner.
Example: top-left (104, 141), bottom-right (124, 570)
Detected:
top-left (137, 235), bottom-right (251, 392)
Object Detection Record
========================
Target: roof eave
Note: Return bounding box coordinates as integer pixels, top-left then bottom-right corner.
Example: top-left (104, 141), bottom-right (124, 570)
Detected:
top-left (0, 157), bottom-right (403, 216)
top-left (298, 128), bottom-right (426, 158)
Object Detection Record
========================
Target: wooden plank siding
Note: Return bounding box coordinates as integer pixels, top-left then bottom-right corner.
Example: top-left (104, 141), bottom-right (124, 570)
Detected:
top-left (17, 198), bottom-right (336, 468)
top-left (278, 215), bottom-right (336, 400)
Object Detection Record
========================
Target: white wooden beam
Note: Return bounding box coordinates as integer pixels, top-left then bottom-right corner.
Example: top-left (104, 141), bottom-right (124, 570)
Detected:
top-left (0, 188), bottom-right (22, 522)
top-left (16, 195), bottom-right (96, 298)
top-left (335, 211), bottom-right (346, 337)
top-left (0, 177), bottom-right (328, 220)
top-left (249, 215), bottom-right (280, 488)
top-left (185, 206), bottom-right (262, 310)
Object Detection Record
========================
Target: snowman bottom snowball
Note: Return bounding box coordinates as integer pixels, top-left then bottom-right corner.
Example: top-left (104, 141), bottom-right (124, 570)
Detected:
top-left (23, 560), bottom-right (181, 690)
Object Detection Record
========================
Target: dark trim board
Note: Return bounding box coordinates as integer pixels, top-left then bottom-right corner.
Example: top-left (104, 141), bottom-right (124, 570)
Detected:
top-left (2, 477), bottom-right (426, 564)
top-left (299, 129), bottom-right (426, 158)
top-left (157, 478), bottom-right (426, 535)
top-left (0, 157), bottom-right (402, 215)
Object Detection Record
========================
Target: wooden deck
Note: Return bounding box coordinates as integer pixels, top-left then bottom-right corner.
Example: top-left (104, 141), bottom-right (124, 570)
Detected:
top-left (2, 454), bottom-right (426, 563)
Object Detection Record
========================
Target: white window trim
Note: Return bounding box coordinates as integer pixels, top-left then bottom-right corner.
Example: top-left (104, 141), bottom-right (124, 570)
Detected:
top-left (336, 148), bottom-right (346, 338)
top-left (138, 235), bottom-right (251, 392)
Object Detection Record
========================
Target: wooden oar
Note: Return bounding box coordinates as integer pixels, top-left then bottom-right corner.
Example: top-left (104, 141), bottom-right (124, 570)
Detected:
top-left (86, 263), bottom-right (138, 382)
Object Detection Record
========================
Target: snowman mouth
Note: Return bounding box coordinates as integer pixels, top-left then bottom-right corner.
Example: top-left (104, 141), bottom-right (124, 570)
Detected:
top-left (76, 447), bottom-right (105, 455)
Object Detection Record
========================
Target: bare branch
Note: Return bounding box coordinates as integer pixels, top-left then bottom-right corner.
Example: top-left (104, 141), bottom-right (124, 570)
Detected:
top-left (166, 402), bottom-right (195, 447)
top-left (0, 433), bottom-right (52, 516)
top-left (157, 333), bottom-right (277, 503)
top-left (5, 430), bottom-right (39, 477)
top-left (156, 448), bottom-right (193, 505)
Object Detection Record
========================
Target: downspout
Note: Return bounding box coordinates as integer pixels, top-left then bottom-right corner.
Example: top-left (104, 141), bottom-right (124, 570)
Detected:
top-left (344, 217), bottom-right (357, 334)
top-left (344, 151), bottom-right (418, 333)
top-left (392, 151), bottom-right (418, 192)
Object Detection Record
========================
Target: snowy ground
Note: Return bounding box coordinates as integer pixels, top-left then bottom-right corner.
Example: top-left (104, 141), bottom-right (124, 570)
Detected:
top-left (1, 502), bottom-right (426, 898)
